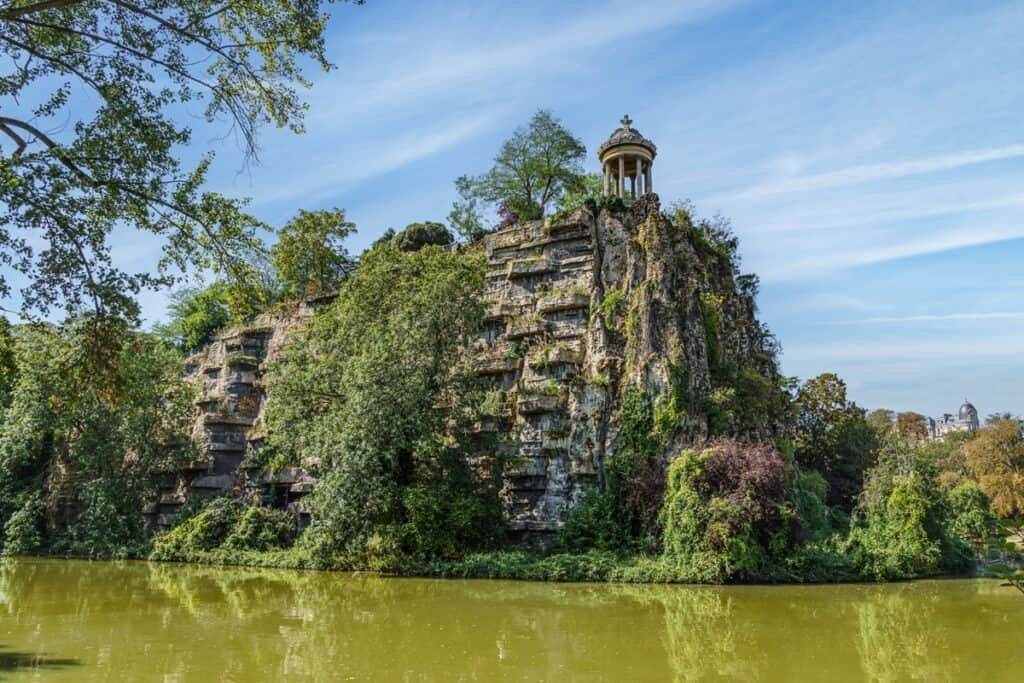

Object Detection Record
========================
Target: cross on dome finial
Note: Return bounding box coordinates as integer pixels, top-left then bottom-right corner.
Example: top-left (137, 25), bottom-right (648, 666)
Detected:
top-left (620, 114), bottom-right (632, 129)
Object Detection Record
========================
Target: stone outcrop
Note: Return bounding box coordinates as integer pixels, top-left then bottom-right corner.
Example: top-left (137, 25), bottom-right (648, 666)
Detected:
top-left (155, 196), bottom-right (781, 535)
top-left (476, 195), bottom-right (779, 533)
top-left (146, 297), bottom-right (330, 528)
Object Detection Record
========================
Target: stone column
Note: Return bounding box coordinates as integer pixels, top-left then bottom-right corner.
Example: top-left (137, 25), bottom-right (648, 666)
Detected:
top-left (636, 158), bottom-right (643, 196)
top-left (603, 162), bottom-right (610, 196)
top-left (618, 156), bottom-right (625, 197)
top-left (647, 166), bottom-right (653, 194)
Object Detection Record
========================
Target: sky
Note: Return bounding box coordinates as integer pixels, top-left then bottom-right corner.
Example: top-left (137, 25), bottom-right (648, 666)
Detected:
top-left (37, 0), bottom-right (1024, 417)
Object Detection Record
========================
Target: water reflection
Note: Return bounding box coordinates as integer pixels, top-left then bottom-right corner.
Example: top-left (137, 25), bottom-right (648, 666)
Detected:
top-left (0, 558), bottom-right (1020, 681)
top-left (0, 646), bottom-right (80, 675)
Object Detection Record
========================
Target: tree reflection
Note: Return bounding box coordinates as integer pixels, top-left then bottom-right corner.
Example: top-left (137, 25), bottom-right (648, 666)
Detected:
top-left (0, 558), bottom-right (1021, 681)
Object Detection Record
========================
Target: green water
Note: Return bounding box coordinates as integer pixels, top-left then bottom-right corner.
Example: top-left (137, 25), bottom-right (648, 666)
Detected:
top-left (0, 558), bottom-right (1020, 681)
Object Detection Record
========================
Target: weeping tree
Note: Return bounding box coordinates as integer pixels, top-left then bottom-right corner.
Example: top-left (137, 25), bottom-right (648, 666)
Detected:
top-left (0, 0), bottom-right (364, 319)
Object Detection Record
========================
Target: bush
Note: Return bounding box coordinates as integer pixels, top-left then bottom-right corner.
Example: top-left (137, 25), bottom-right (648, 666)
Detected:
top-left (660, 439), bottom-right (798, 581)
top-left (1, 493), bottom-right (43, 556)
top-left (152, 497), bottom-right (244, 561)
top-left (946, 482), bottom-right (995, 551)
top-left (558, 489), bottom-right (629, 553)
top-left (223, 506), bottom-right (297, 552)
top-left (847, 446), bottom-right (972, 580)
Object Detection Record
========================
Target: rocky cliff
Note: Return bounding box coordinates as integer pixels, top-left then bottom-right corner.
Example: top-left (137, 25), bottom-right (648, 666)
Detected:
top-left (154, 195), bottom-right (782, 534)
top-left (475, 195), bottom-right (781, 533)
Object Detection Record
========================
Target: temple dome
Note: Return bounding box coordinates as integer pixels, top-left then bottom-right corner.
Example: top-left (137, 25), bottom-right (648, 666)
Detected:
top-left (598, 115), bottom-right (657, 158)
top-left (958, 400), bottom-right (979, 424)
top-left (597, 115), bottom-right (657, 202)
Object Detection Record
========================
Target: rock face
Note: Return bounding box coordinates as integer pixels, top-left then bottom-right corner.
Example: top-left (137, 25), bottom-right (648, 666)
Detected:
top-left (477, 195), bottom-right (780, 533)
top-left (159, 195), bottom-right (781, 535)
top-left (147, 298), bottom-right (329, 528)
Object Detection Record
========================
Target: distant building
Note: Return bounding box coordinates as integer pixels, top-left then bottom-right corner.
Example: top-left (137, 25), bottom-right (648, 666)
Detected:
top-left (927, 400), bottom-right (980, 440)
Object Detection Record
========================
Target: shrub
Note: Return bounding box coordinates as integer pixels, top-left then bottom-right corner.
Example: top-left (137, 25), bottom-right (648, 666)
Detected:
top-left (946, 482), bottom-right (995, 551)
top-left (660, 439), bottom-right (798, 581)
top-left (152, 497), bottom-right (244, 561)
top-left (847, 445), bottom-right (972, 579)
top-left (1, 493), bottom-right (43, 556)
top-left (558, 489), bottom-right (629, 553)
top-left (223, 506), bottom-right (297, 552)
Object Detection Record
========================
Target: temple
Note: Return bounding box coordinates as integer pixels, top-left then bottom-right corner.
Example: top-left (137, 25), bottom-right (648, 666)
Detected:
top-left (598, 115), bottom-right (656, 202)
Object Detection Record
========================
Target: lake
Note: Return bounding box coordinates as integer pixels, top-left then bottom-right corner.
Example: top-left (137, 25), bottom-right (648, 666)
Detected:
top-left (0, 557), bottom-right (1020, 681)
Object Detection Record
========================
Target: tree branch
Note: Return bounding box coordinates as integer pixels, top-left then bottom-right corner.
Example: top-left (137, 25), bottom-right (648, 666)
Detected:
top-left (1, 0), bottom-right (87, 19)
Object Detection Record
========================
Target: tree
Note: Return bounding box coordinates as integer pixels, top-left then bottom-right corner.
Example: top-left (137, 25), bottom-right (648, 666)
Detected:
top-left (272, 208), bottom-right (356, 299)
top-left (393, 221), bottom-right (452, 252)
top-left (265, 242), bottom-right (503, 568)
top-left (154, 282), bottom-right (231, 352)
top-left (660, 439), bottom-right (800, 581)
top-left (449, 110), bottom-right (585, 237)
top-left (0, 1), bottom-right (363, 319)
top-left (793, 373), bottom-right (877, 508)
top-left (557, 172), bottom-right (603, 213)
top-left (963, 419), bottom-right (1024, 518)
top-left (0, 320), bottom-right (195, 557)
top-left (866, 409), bottom-right (895, 439)
top-left (896, 412), bottom-right (929, 444)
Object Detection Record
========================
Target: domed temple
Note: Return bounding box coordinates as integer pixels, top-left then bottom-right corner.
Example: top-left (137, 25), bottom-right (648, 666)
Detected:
top-left (928, 399), bottom-right (980, 440)
top-left (598, 114), bottom-right (656, 202)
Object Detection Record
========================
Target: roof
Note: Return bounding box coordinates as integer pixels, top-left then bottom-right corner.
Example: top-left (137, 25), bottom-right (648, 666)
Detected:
top-left (958, 400), bottom-right (978, 421)
top-left (598, 114), bottom-right (657, 158)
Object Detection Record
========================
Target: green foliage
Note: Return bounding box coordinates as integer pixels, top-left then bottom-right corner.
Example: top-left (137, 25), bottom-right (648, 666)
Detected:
top-left (1, 492), bottom-right (43, 556)
top-left (450, 110), bottom-right (586, 236)
top-left (225, 353), bottom-right (261, 367)
top-left (0, 0), bottom-right (362, 320)
top-left (272, 208), bottom-right (356, 299)
top-left (154, 282), bottom-right (232, 352)
top-left (794, 373), bottom-right (878, 509)
top-left (660, 440), bottom-right (799, 582)
top-left (599, 289), bottom-right (626, 329)
top-left (559, 489), bottom-right (630, 553)
top-left (265, 242), bottom-right (503, 568)
top-left (393, 222), bottom-right (453, 252)
top-left (153, 498), bottom-right (297, 560)
top-left (0, 320), bottom-right (196, 558)
top-left (223, 506), bottom-right (298, 552)
top-left (946, 482), bottom-right (996, 550)
top-left (557, 172), bottom-right (604, 214)
top-left (847, 442), bottom-right (972, 580)
top-left (698, 292), bottom-right (724, 372)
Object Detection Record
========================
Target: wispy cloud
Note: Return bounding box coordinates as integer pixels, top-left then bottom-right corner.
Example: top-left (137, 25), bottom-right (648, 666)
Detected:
top-left (717, 142), bottom-right (1024, 201)
top-left (235, 114), bottom-right (495, 206)
top-left (758, 222), bottom-right (1024, 281)
top-left (834, 312), bottom-right (1024, 325)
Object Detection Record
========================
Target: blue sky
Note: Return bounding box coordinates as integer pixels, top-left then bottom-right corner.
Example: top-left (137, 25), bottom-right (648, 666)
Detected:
top-left (113, 1), bottom-right (1024, 416)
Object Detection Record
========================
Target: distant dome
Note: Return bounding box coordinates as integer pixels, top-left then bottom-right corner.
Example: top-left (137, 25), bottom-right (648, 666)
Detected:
top-left (958, 400), bottom-right (979, 424)
top-left (598, 114), bottom-right (657, 159)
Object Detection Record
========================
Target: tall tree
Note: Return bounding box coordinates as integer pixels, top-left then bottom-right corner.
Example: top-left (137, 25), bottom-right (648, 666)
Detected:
top-left (272, 208), bottom-right (355, 299)
top-left (0, 0), bottom-right (363, 319)
top-left (449, 110), bottom-right (585, 239)
top-left (793, 373), bottom-right (878, 508)
top-left (963, 419), bottom-right (1024, 518)
top-left (896, 412), bottom-right (929, 444)
top-left (265, 242), bottom-right (503, 567)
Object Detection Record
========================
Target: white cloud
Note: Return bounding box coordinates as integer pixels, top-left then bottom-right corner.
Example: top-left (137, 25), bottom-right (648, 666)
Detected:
top-left (757, 222), bottom-right (1024, 281)
top-left (835, 312), bottom-right (1024, 325)
top-left (717, 142), bottom-right (1024, 202)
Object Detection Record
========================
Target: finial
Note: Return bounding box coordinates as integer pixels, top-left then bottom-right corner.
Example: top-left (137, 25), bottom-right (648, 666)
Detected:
top-left (620, 114), bottom-right (632, 129)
